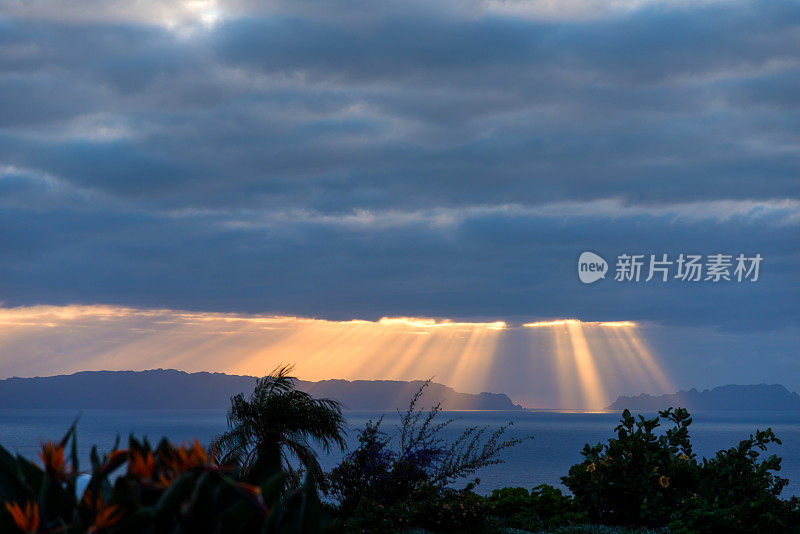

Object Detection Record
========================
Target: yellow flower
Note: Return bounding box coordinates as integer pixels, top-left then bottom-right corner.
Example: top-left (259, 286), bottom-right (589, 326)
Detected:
top-left (4, 501), bottom-right (40, 533)
top-left (679, 453), bottom-right (690, 461)
top-left (586, 462), bottom-right (596, 473)
top-left (658, 475), bottom-right (670, 488)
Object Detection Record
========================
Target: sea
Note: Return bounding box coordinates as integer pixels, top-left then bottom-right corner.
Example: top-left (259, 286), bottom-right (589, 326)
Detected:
top-left (0, 409), bottom-right (797, 497)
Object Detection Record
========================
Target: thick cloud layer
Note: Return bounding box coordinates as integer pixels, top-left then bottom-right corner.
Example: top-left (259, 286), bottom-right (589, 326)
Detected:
top-left (0, 0), bottom-right (798, 333)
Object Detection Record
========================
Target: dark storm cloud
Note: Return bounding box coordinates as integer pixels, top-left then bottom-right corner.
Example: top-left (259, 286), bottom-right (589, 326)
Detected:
top-left (214, 2), bottom-right (800, 85)
top-left (0, 170), bottom-right (796, 330)
top-left (0, 0), bottom-right (798, 330)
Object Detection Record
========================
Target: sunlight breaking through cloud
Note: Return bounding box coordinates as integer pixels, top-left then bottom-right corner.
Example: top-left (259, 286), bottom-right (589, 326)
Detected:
top-left (524, 319), bottom-right (672, 409)
top-left (0, 306), bottom-right (671, 408)
top-left (523, 319), bottom-right (636, 328)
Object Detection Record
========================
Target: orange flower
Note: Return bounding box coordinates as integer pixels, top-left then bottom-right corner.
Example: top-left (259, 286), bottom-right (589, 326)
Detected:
top-left (107, 449), bottom-right (129, 463)
top-left (182, 439), bottom-right (208, 469)
top-left (586, 462), bottom-right (596, 473)
top-left (658, 475), bottom-right (670, 488)
top-left (89, 503), bottom-right (121, 532)
top-left (128, 450), bottom-right (156, 480)
top-left (85, 493), bottom-right (122, 533)
top-left (236, 482), bottom-right (269, 515)
top-left (679, 453), bottom-right (690, 461)
top-left (100, 449), bottom-right (129, 476)
top-left (82, 488), bottom-right (96, 508)
top-left (236, 482), bottom-right (262, 499)
top-left (156, 439), bottom-right (216, 486)
top-left (167, 439), bottom-right (209, 473)
top-left (39, 441), bottom-right (67, 480)
top-left (4, 501), bottom-right (40, 533)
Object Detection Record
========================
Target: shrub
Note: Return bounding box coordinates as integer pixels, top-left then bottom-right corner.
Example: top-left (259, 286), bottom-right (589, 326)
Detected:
top-left (562, 407), bottom-right (698, 527)
top-left (327, 380), bottom-right (525, 531)
top-left (487, 484), bottom-right (586, 531)
top-left (407, 485), bottom-right (488, 532)
top-left (670, 428), bottom-right (800, 533)
top-left (562, 407), bottom-right (800, 533)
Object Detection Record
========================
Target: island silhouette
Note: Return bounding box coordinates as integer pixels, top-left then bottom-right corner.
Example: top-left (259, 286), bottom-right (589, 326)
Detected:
top-left (1, 370), bottom-right (798, 411)
top-left (0, 369), bottom-right (522, 410)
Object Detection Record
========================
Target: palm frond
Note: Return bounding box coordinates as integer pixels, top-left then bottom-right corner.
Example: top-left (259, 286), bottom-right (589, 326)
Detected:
top-left (215, 364), bottom-right (346, 478)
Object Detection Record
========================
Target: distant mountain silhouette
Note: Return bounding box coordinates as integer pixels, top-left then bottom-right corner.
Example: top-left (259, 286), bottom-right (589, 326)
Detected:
top-left (300, 378), bottom-right (521, 411)
top-left (0, 369), bottom-right (522, 411)
top-left (608, 384), bottom-right (800, 411)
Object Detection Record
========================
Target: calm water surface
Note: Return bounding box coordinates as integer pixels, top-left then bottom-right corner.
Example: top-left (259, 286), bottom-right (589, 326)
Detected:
top-left (0, 409), bottom-right (797, 496)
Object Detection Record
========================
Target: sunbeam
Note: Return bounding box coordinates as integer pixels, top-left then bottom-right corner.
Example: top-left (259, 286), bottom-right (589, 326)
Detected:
top-left (524, 319), bottom-right (673, 409)
top-left (0, 306), bottom-right (672, 408)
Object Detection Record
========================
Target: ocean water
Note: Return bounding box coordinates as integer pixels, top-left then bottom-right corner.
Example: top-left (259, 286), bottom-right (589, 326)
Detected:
top-left (0, 409), bottom-right (797, 497)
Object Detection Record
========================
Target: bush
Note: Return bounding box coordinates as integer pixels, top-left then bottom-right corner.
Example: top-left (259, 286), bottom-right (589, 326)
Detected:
top-left (670, 428), bottom-right (800, 533)
top-left (562, 408), bottom-right (697, 527)
top-left (487, 484), bottom-right (586, 531)
top-left (332, 486), bottom-right (489, 533)
top-left (407, 485), bottom-right (488, 532)
top-left (562, 407), bottom-right (800, 533)
top-left (327, 380), bottom-right (525, 532)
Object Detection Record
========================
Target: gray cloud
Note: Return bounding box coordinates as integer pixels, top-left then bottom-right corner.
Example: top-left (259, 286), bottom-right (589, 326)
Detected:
top-left (0, 168), bottom-right (796, 330)
top-left (0, 0), bottom-right (797, 333)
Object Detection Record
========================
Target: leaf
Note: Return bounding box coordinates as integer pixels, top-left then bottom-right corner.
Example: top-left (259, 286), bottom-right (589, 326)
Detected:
top-left (154, 473), bottom-right (195, 519)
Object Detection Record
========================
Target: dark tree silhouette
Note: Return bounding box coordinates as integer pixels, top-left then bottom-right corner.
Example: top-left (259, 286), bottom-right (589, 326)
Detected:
top-left (215, 365), bottom-right (346, 480)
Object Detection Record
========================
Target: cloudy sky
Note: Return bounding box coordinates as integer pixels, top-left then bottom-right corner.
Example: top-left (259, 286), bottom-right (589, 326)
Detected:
top-left (0, 0), bottom-right (798, 403)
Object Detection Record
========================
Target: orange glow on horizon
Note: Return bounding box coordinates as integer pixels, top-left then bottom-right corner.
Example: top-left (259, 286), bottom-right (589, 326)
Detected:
top-left (0, 306), bottom-right (671, 409)
top-left (523, 319), bottom-right (636, 328)
top-left (377, 317), bottom-right (507, 330)
top-left (0, 306), bottom-right (507, 396)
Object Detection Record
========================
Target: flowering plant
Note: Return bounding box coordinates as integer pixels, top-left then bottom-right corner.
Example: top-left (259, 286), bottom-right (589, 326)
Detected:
top-left (0, 423), bottom-right (326, 533)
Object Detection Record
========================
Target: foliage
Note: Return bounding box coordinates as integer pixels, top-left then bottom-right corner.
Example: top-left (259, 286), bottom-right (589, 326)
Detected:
top-left (486, 484), bottom-right (586, 531)
top-left (331, 487), bottom-right (489, 534)
top-left (562, 408), bottom-right (698, 526)
top-left (4, 375), bottom-right (800, 534)
top-left (327, 380), bottom-right (525, 531)
top-left (215, 365), bottom-right (346, 481)
top-left (669, 428), bottom-right (800, 533)
top-left (562, 407), bottom-right (800, 533)
top-left (0, 423), bottom-right (328, 533)
top-left (408, 486), bottom-right (488, 532)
